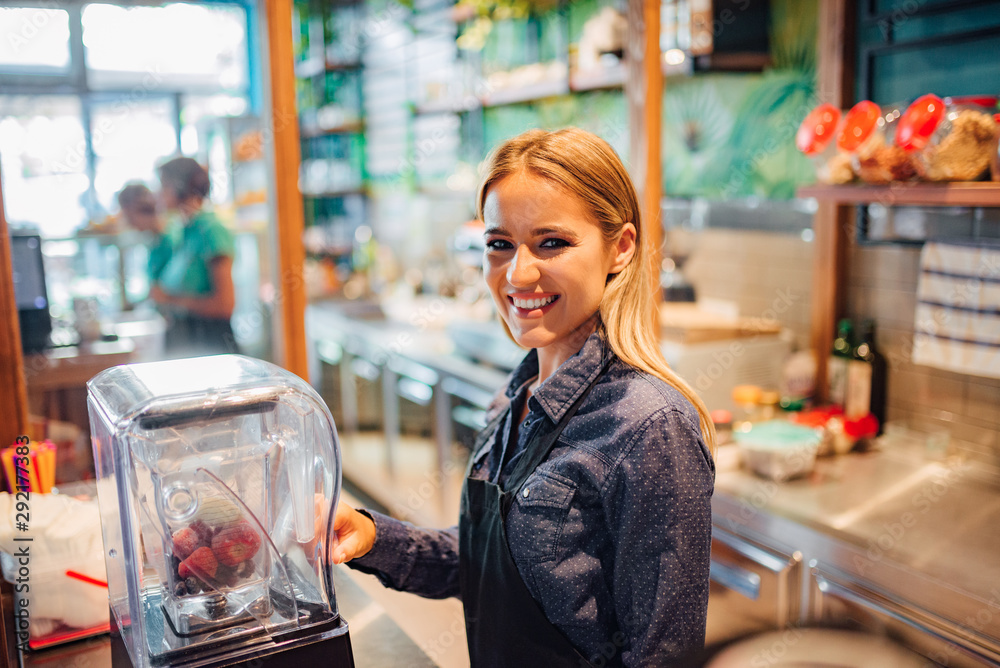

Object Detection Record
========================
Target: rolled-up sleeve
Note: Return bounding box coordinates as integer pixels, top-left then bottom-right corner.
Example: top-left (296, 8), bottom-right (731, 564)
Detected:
top-left (603, 408), bottom-right (715, 666)
top-left (347, 510), bottom-right (461, 600)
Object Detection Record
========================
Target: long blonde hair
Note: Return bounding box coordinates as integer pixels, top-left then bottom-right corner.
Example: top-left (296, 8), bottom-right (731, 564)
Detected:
top-left (477, 128), bottom-right (716, 454)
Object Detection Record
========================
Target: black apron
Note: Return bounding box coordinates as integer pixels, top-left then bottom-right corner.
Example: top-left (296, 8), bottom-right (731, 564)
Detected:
top-left (459, 380), bottom-right (603, 668)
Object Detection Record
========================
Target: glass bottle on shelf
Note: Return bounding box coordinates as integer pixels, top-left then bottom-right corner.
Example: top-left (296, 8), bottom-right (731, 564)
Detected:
top-left (845, 318), bottom-right (887, 430)
top-left (292, 0), bottom-right (311, 63)
top-left (828, 318), bottom-right (852, 407)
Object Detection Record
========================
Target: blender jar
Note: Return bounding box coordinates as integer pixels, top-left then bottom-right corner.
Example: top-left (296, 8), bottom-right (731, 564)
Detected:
top-left (896, 94), bottom-right (1000, 181)
top-left (796, 103), bottom-right (851, 184)
top-left (88, 355), bottom-right (348, 668)
top-left (838, 100), bottom-right (916, 184)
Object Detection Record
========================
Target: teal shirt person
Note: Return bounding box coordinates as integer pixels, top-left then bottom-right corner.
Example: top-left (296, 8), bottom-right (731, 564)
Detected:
top-left (153, 156), bottom-right (238, 355)
top-left (147, 219), bottom-right (181, 283)
top-left (157, 210), bottom-right (234, 301)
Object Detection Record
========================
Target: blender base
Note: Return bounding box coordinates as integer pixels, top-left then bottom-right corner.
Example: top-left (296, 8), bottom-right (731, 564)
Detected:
top-left (110, 607), bottom-right (356, 668)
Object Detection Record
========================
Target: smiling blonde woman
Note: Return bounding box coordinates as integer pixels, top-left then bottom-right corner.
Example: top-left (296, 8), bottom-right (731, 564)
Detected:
top-left (334, 128), bottom-right (716, 667)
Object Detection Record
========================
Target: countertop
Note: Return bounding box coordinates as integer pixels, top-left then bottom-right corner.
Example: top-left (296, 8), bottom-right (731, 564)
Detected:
top-left (18, 565), bottom-right (436, 668)
top-left (711, 443), bottom-right (1000, 647)
top-left (309, 297), bottom-right (1000, 643)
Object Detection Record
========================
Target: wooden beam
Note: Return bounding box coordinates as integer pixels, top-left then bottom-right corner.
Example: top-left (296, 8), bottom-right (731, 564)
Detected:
top-left (627, 0), bottom-right (663, 334)
top-left (0, 166), bottom-right (28, 450)
top-left (263, 0), bottom-right (309, 379)
top-left (0, 161), bottom-right (27, 668)
top-left (811, 0), bottom-right (856, 402)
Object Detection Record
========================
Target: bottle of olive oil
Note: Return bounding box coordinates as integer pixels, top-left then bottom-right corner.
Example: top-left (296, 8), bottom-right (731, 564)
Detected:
top-left (828, 319), bottom-right (852, 406)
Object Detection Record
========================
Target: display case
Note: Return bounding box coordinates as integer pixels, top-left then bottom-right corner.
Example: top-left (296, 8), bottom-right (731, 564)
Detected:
top-left (87, 355), bottom-right (353, 668)
top-left (197, 114), bottom-right (277, 360)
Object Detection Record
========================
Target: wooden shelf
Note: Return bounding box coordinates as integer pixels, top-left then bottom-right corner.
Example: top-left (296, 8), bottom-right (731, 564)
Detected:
top-left (295, 56), bottom-right (362, 78)
top-left (570, 64), bottom-right (626, 91)
top-left (415, 68), bottom-right (624, 113)
top-left (481, 79), bottom-right (570, 107)
top-left (299, 121), bottom-right (364, 138)
top-left (416, 185), bottom-right (477, 198)
top-left (302, 189), bottom-right (366, 199)
top-left (323, 57), bottom-right (363, 72)
top-left (796, 182), bottom-right (1000, 207)
top-left (413, 97), bottom-right (480, 115)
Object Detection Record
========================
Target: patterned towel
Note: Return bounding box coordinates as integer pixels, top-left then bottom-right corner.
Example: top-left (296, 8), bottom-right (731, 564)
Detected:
top-left (913, 240), bottom-right (1000, 379)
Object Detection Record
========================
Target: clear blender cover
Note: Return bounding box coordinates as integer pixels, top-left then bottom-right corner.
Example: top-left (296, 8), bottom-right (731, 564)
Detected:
top-left (87, 355), bottom-right (342, 667)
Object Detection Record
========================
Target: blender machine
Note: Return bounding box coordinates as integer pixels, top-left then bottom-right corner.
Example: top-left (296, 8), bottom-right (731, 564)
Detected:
top-left (88, 355), bottom-right (355, 667)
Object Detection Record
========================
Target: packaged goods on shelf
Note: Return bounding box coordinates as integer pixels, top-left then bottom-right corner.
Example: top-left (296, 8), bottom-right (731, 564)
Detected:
top-left (797, 103), bottom-right (851, 184)
top-left (838, 100), bottom-right (916, 184)
top-left (896, 94), bottom-right (1000, 182)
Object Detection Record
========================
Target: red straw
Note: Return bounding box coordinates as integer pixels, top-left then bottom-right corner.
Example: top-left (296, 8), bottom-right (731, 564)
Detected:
top-left (65, 570), bottom-right (108, 588)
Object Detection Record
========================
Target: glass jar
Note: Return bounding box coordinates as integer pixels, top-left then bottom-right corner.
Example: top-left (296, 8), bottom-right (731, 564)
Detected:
top-left (796, 103), bottom-right (851, 184)
top-left (992, 112), bottom-right (1000, 182)
top-left (838, 100), bottom-right (916, 184)
top-left (896, 94), bottom-right (1000, 182)
top-left (711, 408), bottom-right (733, 446)
top-left (731, 384), bottom-right (762, 432)
top-left (758, 390), bottom-right (781, 422)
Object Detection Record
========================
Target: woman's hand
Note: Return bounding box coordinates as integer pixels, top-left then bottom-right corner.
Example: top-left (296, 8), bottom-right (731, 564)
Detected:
top-left (331, 502), bottom-right (376, 564)
top-left (149, 284), bottom-right (170, 305)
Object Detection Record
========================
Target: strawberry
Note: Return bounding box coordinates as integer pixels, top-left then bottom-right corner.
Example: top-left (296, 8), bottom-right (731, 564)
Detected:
top-left (178, 546), bottom-right (218, 580)
top-left (171, 527), bottom-right (202, 560)
top-left (211, 520), bottom-right (262, 567)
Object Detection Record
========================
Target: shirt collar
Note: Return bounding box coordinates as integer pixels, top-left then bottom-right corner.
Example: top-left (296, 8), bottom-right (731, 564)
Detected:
top-left (504, 330), bottom-right (612, 424)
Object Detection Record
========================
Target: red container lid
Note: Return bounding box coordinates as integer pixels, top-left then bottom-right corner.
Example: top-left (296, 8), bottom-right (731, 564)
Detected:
top-left (837, 100), bottom-right (881, 152)
top-left (796, 103), bottom-right (842, 155)
top-left (896, 94), bottom-right (946, 152)
top-left (944, 95), bottom-right (999, 108)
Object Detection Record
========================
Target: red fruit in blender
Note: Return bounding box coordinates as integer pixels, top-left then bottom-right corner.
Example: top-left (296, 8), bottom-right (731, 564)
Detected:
top-left (215, 564), bottom-right (240, 588)
top-left (211, 520), bottom-right (262, 567)
top-left (190, 520), bottom-right (214, 543)
top-left (178, 546), bottom-right (218, 580)
top-left (171, 527), bottom-right (202, 560)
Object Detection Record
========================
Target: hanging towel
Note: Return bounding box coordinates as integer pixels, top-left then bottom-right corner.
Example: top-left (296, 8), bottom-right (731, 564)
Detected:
top-left (912, 240), bottom-right (1000, 379)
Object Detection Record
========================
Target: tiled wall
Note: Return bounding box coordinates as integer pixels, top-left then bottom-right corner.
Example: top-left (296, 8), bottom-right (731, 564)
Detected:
top-left (679, 226), bottom-right (1000, 469)
top-left (679, 228), bottom-right (814, 351)
top-left (848, 244), bottom-right (1000, 470)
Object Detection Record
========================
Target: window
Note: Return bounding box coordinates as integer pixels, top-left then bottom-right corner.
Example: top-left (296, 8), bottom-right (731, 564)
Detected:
top-left (91, 97), bottom-right (178, 214)
top-left (0, 7), bottom-right (71, 71)
top-left (0, 96), bottom-right (89, 238)
top-left (0, 3), bottom-right (253, 237)
top-left (82, 3), bottom-right (249, 91)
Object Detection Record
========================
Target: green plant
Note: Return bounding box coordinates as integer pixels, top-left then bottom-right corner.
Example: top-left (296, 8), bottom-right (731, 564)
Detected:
top-left (455, 0), bottom-right (559, 50)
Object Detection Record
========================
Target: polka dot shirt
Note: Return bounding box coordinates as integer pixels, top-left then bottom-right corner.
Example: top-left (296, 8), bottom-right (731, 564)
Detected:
top-left (350, 332), bottom-right (716, 666)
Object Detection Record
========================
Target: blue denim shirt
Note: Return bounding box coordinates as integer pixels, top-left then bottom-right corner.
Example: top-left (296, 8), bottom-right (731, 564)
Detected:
top-left (349, 331), bottom-right (715, 665)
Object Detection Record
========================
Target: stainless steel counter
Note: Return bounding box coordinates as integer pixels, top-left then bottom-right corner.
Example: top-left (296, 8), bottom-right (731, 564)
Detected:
top-left (712, 444), bottom-right (1000, 664)
top-left (306, 299), bottom-right (1000, 663)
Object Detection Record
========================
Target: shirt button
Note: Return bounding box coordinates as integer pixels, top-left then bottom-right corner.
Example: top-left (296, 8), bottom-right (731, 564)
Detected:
top-left (522, 488), bottom-right (530, 498)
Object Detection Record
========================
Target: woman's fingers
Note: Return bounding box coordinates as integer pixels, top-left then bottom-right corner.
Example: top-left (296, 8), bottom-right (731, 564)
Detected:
top-left (331, 502), bottom-right (376, 564)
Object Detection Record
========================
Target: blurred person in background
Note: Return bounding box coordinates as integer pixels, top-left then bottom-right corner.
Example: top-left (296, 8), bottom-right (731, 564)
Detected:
top-left (151, 157), bottom-right (238, 356)
top-left (117, 182), bottom-right (178, 287)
